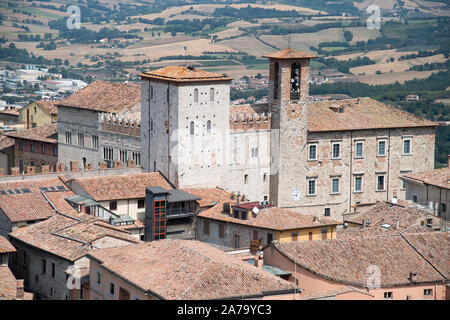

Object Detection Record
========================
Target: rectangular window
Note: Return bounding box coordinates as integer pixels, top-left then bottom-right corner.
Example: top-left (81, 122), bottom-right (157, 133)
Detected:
top-left (110, 283), bottom-right (115, 296)
top-left (219, 224), bottom-right (225, 239)
top-left (77, 133), bottom-right (84, 147)
top-left (241, 211), bottom-right (247, 220)
top-left (308, 144), bottom-right (317, 161)
top-left (97, 272), bottom-right (101, 285)
top-left (51, 263), bottom-right (55, 278)
top-left (244, 174), bottom-right (248, 184)
top-left (19, 143), bottom-right (23, 151)
top-left (412, 195), bottom-right (418, 203)
top-left (233, 234), bottom-right (240, 249)
top-left (30, 143), bottom-right (34, 152)
top-left (65, 131), bottom-right (72, 144)
top-left (291, 232), bottom-right (298, 241)
top-left (92, 135), bottom-right (98, 149)
top-left (321, 229), bottom-right (328, 240)
top-left (41, 259), bottom-right (46, 274)
top-left (203, 220), bottom-right (209, 235)
top-left (424, 289), bottom-right (433, 297)
top-left (377, 175), bottom-right (386, 191)
top-left (308, 232), bottom-right (313, 241)
top-left (53, 146), bottom-right (57, 156)
top-left (384, 292), bottom-right (392, 300)
top-left (42, 144), bottom-right (46, 154)
top-left (403, 138), bottom-right (411, 155)
top-left (137, 199), bottom-right (145, 209)
top-left (332, 142), bottom-right (341, 159)
top-left (233, 210), bottom-right (239, 219)
top-left (267, 233), bottom-right (273, 244)
top-left (109, 201), bottom-right (117, 211)
top-left (331, 178), bottom-right (340, 194)
top-left (354, 176), bottom-right (363, 192)
top-left (308, 179), bottom-right (316, 196)
top-left (324, 208), bottom-right (331, 217)
top-left (378, 140), bottom-right (386, 156)
top-left (355, 141), bottom-right (363, 158)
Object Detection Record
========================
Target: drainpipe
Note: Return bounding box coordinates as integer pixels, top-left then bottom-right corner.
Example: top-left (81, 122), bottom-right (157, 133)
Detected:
top-left (349, 131), bottom-right (353, 213)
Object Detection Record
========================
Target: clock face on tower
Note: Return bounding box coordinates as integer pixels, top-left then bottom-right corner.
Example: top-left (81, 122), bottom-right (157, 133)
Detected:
top-left (291, 190), bottom-right (302, 202)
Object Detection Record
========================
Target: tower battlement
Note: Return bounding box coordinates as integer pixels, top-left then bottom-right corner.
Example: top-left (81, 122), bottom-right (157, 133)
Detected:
top-left (99, 113), bottom-right (141, 137)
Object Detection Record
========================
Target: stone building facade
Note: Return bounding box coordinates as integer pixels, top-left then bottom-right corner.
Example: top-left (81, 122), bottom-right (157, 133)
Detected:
top-left (139, 49), bottom-right (437, 219)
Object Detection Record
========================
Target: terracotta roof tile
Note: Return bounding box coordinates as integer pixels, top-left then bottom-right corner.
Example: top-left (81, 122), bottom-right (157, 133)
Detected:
top-left (88, 239), bottom-right (296, 300)
top-left (140, 66), bottom-right (232, 83)
top-left (0, 133), bottom-right (14, 151)
top-left (273, 232), bottom-right (448, 287)
top-left (263, 48), bottom-right (318, 59)
top-left (35, 100), bottom-right (58, 115)
top-left (0, 235), bottom-right (15, 254)
top-left (308, 98), bottom-right (437, 132)
top-left (181, 187), bottom-right (233, 208)
top-left (72, 172), bottom-right (173, 201)
top-left (402, 167), bottom-right (449, 190)
top-left (0, 178), bottom-right (71, 223)
top-left (9, 213), bottom-right (138, 261)
top-left (199, 201), bottom-right (340, 231)
top-left (58, 81), bottom-right (141, 113)
top-left (0, 267), bottom-right (32, 300)
top-left (4, 123), bottom-right (58, 144)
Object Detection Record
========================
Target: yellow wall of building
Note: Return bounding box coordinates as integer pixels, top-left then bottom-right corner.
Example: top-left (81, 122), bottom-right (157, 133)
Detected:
top-left (19, 102), bottom-right (56, 128)
top-left (276, 226), bottom-right (336, 242)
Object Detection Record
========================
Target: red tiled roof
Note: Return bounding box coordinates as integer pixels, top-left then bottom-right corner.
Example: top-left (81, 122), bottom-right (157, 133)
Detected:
top-left (140, 66), bottom-right (232, 83)
top-left (402, 167), bottom-right (449, 190)
top-left (181, 187), bottom-right (233, 208)
top-left (35, 100), bottom-right (58, 115)
top-left (58, 81), bottom-right (141, 113)
top-left (308, 98), bottom-right (437, 132)
top-left (0, 133), bottom-right (14, 151)
top-left (0, 267), bottom-right (32, 300)
top-left (0, 178), bottom-right (71, 223)
top-left (72, 172), bottom-right (173, 201)
top-left (199, 201), bottom-right (340, 231)
top-left (263, 48), bottom-right (318, 59)
top-left (0, 235), bottom-right (15, 254)
top-left (4, 123), bottom-right (58, 144)
top-left (9, 213), bottom-right (138, 261)
top-left (87, 239), bottom-right (296, 300)
top-left (272, 232), bottom-right (448, 287)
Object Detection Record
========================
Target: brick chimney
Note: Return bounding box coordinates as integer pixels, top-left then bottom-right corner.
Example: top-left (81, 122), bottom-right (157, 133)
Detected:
top-left (16, 280), bottom-right (24, 299)
top-left (41, 165), bottom-right (50, 174)
top-left (10, 167), bottom-right (20, 176)
top-left (254, 251), bottom-right (263, 269)
top-left (409, 272), bottom-right (418, 283)
top-left (85, 163), bottom-right (94, 171)
top-left (99, 161), bottom-right (107, 170)
top-left (127, 159), bottom-right (136, 168)
top-left (56, 162), bottom-right (65, 172)
top-left (113, 160), bottom-right (122, 169)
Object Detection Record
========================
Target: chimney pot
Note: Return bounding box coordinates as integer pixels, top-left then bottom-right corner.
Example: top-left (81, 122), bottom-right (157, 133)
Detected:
top-left (16, 280), bottom-right (24, 299)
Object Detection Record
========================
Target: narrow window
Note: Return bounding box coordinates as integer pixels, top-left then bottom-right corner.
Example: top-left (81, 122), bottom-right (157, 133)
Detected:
top-left (308, 144), bottom-right (317, 161)
top-left (150, 85), bottom-right (153, 100)
top-left (30, 143), bottom-right (34, 152)
top-left (355, 141), bottom-right (363, 158)
top-left (233, 235), bottom-right (240, 249)
top-left (321, 229), bottom-right (328, 240)
top-left (332, 142), bottom-right (341, 159)
top-left (354, 176), bottom-right (363, 192)
top-left (291, 232), bottom-right (298, 241)
top-left (190, 121), bottom-right (194, 135)
top-left (41, 259), bottom-right (46, 274)
top-left (403, 138), bottom-right (411, 155)
top-left (308, 179), bottom-right (316, 196)
top-left (219, 224), bottom-right (224, 238)
top-left (194, 89), bottom-right (199, 102)
top-left (244, 174), bottom-right (248, 184)
top-left (51, 263), bottom-right (55, 278)
top-left (378, 140), bottom-right (386, 156)
top-left (110, 283), bottom-right (115, 296)
top-left (203, 220), bottom-right (209, 235)
top-left (263, 173), bottom-right (267, 182)
top-left (331, 178), bottom-right (340, 194)
top-left (210, 88), bottom-right (215, 101)
top-left (92, 135), bottom-right (98, 149)
top-left (207, 120), bottom-right (211, 133)
top-left (267, 233), bottom-right (273, 244)
top-left (138, 199), bottom-right (145, 209)
top-left (377, 175), bottom-right (385, 191)
top-left (53, 146), bottom-right (57, 156)
top-left (290, 62), bottom-right (300, 101)
top-left (308, 232), bottom-right (313, 241)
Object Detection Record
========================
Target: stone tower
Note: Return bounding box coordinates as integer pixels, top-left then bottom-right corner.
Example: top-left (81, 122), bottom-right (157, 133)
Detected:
top-left (264, 48), bottom-right (318, 208)
top-left (140, 66), bottom-right (232, 188)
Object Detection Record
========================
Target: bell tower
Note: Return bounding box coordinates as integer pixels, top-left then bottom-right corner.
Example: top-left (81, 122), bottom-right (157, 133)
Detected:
top-left (264, 48), bottom-right (317, 208)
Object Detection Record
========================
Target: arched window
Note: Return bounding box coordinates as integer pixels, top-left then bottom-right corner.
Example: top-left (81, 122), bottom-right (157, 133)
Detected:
top-left (207, 120), bottom-right (211, 133)
top-left (274, 62), bottom-right (279, 100)
top-left (190, 121), bottom-right (195, 135)
top-left (291, 62), bottom-right (300, 100)
top-left (30, 161), bottom-right (35, 167)
top-left (194, 89), bottom-right (199, 102)
top-left (210, 88), bottom-right (215, 101)
top-left (82, 157), bottom-right (87, 168)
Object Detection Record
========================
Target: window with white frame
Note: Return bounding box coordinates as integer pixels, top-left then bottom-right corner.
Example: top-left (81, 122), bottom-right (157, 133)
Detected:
top-left (331, 178), bottom-right (340, 194)
top-left (377, 175), bottom-right (386, 191)
top-left (355, 141), bottom-right (364, 158)
top-left (332, 142), bottom-right (341, 159)
top-left (354, 176), bottom-right (363, 192)
top-left (308, 143), bottom-right (318, 161)
top-left (403, 138), bottom-right (412, 155)
top-left (378, 139), bottom-right (387, 156)
top-left (307, 179), bottom-right (316, 196)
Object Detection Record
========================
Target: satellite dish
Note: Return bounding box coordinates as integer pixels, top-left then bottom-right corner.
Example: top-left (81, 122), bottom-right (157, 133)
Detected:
top-left (252, 207), bottom-right (260, 214)
top-left (392, 197), bottom-right (398, 204)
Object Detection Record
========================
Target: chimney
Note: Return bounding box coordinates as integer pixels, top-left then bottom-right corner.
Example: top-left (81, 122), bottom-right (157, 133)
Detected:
top-left (98, 161), bottom-right (108, 170)
top-left (10, 167), bottom-right (20, 176)
top-left (56, 162), bottom-right (65, 172)
top-left (85, 163), bottom-right (94, 171)
top-left (113, 160), bottom-right (122, 169)
top-left (362, 219), bottom-right (366, 228)
top-left (16, 280), bottom-right (24, 299)
top-left (25, 166), bottom-right (35, 175)
top-left (409, 272), bottom-right (418, 283)
top-left (41, 165), bottom-right (50, 174)
top-left (127, 159), bottom-right (136, 168)
top-left (254, 251), bottom-right (263, 269)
